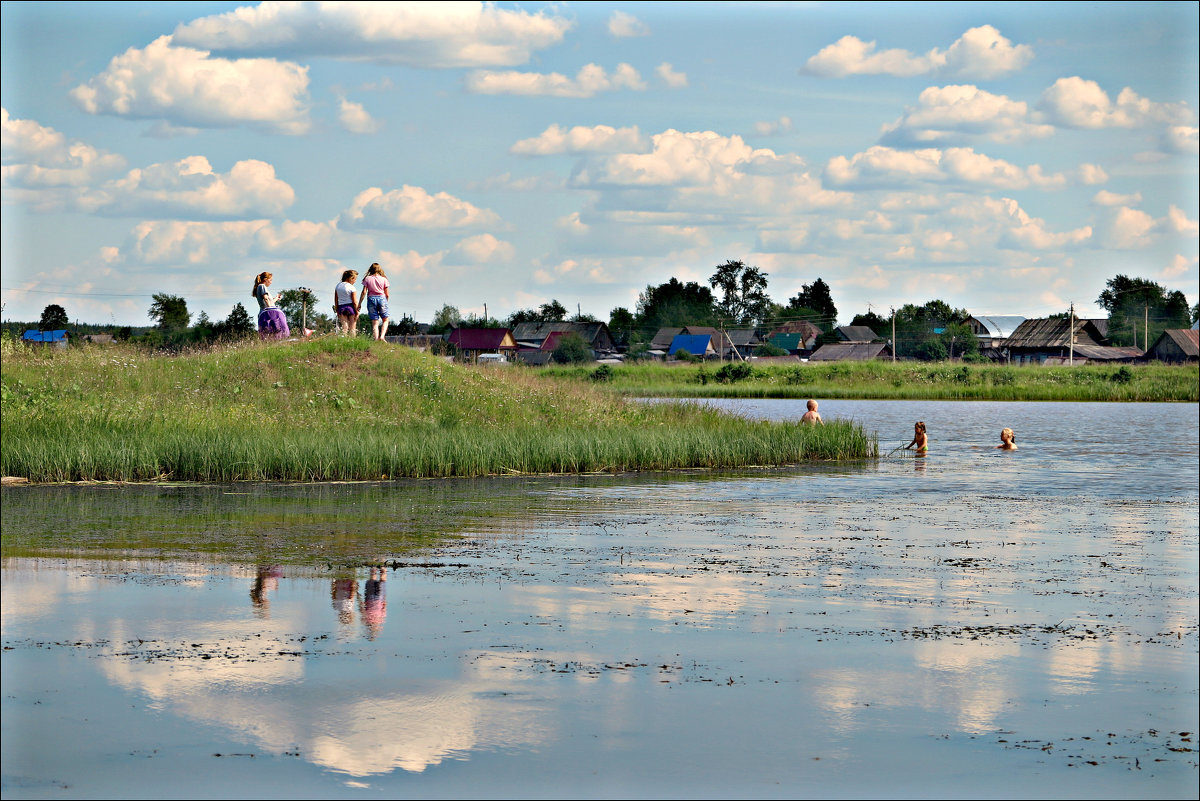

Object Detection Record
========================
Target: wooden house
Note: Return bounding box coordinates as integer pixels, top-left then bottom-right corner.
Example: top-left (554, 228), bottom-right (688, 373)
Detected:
top-left (809, 342), bottom-right (892, 361)
top-left (1004, 318), bottom-right (1140, 364)
top-left (1146, 329), bottom-right (1199, 363)
top-left (446, 327), bottom-right (517, 362)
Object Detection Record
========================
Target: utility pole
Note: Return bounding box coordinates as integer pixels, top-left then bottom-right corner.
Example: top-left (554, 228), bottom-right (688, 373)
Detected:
top-left (891, 307), bottom-right (896, 362)
top-left (484, 303), bottom-right (487, 324)
top-left (1069, 302), bottom-right (1074, 366)
top-left (1144, 303), bottom-right (1149, 351)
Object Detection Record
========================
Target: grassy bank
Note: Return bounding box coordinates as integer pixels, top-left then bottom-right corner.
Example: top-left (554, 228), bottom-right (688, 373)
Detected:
top-left (0, 338), bottom-right (875, 482)
top-left (540, 360), bottom-right (1200, 402)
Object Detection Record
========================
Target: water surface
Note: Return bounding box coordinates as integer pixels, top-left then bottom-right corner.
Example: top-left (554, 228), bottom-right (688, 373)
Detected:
top-left (2, 401), bottom-right (1197, 799)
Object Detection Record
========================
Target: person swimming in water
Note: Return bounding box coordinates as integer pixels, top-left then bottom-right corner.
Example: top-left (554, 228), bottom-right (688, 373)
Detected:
top-left (997, 427), bottom-right (1018, 450)
top-left (904, 421), bottom-right (928, 455)
top-left (800, 399), bottom-right (823, 424)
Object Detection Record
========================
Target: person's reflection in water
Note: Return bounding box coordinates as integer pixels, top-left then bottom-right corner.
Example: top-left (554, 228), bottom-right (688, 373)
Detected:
top-left (361, 567), bottom-right (388, 640)
top-left (913, 457), bottom-right (927, 473)
top-left (250, 565), bottom-right (283, 618)
top-left (331, 576), bottom-right (358, 626)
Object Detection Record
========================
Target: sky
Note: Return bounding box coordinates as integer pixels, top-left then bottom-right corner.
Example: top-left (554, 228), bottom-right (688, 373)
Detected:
top-left (1, 1), bottom-right (1197, 328)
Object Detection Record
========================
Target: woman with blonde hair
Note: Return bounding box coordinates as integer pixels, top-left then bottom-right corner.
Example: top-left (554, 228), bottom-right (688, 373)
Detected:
top-left (361, 262), bottom-right (390, 341)
top-left (252, 271), bottom-right (289, 339)
top-left (333, 269), bottom-right (360, 335)
top-left (997, 428), bottom-right (1018, 450)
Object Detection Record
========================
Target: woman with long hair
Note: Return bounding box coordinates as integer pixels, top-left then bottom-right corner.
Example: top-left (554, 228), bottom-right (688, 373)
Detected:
top-left (252, 271), bottom-right (290, 339)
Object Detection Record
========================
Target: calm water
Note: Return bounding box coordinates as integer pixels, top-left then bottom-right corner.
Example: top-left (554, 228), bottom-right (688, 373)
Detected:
top-left (2, 401), bottom-right (1197, 799)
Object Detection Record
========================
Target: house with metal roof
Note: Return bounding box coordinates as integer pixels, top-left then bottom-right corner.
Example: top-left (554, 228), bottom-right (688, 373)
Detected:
top-left (809, 342), bottom-right (892, 361)
top-left (650, 327), bottom-right (684, 351)
top-left (668, 334), bottom-right (717, 358)
top-left (21, 329), bottom-right (69, 348)
top-left (446, 327), bottom-right (517, 363)
top-left (767, 332), bottom-right (809, 356)
top-left (768, 320), bottom-right (823, 347)
top-left (724, 329), bottom-right (761, 359)
top-left (1146, 329), bottom-right (1199, 363)
top-left (834, 325), bottom-right (880, 343)
top-left (965, 315), bottom-right (1027, 349)
top-left (1004, 318), bottom-right (1140, 364)
top-left (512, 321), bottom-right (616, 355)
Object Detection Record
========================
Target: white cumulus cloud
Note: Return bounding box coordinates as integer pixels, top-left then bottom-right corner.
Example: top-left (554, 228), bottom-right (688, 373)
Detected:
top-left (1164, 125), bottom-right (1199, 155)
top-left (826, 145), bottom-right (1072, 190)
top-left (510, 124), bottom-right (647, 155)
top-left (339, 185), bottom-right (500, 230)
top-left (85, 156), bottom-right (295, 218)
top-left (608, 11), bottom-right (649, 38)
top-left (174, 1), bottom-right (571, 68)
top-left (1, 108), bottom-right (127, 189)
top-left (1038, 77), bottom-right (1194, 129)
top-left (69, 36), bottom-right (311, 134)
top-left (1092, 190), bottom-right (1143, 207)
top-left (803, 25), bottom-right (1032, 79)
top-left (656, 62), bottom-right (688, 89)
top-left (338, 97), bottom-right (380, 134)
top-left (466, 63), bottom-right (646, 97)
top-left (1102, 206), bottom-right (1157, 249)
top-left (1167, 205), bottom-right (1199, 237)
top-left (448, 233), bottom-right (515, 264)
top-left (753, 116), bottom-right (793, 137)
top-left (880, 85), bottom-right (1053, 146)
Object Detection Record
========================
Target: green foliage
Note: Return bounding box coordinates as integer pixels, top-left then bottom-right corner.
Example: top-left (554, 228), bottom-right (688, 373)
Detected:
top-left (710, 259), bottom-right (770, 326)
top-left (39, 304), bottom-right (69, 331)
top-left (637, 278), bottom-right (717, 331)
top-left (755, 341), bottom-right (789, 357)
top-left (1111, 366), bottom-right (1134, 384)
top-left (1097, 274), bottom-right (1190, 348)
top-left (714, 362), bottom-right (755, 383)
top-left (608, 306), bottom-right (636, 347)
top-left (551, 331), bottom-right (593, 364)
top-left (591, 364), bottom-right (614, 382)
top-left (784, 278), bottom-right (837, 331)
top-left (428, 304), bottom-right (462, 334)
top-left (148, 294), bottom-right (191, 332)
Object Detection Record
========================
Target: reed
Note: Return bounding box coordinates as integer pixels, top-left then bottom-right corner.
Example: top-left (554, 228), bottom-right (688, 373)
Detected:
top-left (542, 360), bottom-right (1199, 402)
top-left (1, 339), bottom-right (875, 482)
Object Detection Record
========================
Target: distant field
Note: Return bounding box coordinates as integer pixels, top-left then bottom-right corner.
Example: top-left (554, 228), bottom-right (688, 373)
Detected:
top-left (539, 359), bottom-right (1200, 402)
top-left (0, 338), bottom-right (875, 482)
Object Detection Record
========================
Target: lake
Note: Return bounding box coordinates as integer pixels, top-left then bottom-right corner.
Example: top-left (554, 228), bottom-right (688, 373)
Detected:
top-left (2, 400), bottom-right (1197, 799)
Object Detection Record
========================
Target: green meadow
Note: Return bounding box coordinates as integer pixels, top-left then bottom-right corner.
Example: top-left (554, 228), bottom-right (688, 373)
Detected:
top-left (0, 337), bottom-right (875, 483)
top-left (541, 359), bottom-right (1200, 402)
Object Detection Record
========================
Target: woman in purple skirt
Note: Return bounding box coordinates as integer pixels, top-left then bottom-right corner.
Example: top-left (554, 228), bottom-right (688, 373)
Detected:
top-left (252, 271), bottom-right (290, 339)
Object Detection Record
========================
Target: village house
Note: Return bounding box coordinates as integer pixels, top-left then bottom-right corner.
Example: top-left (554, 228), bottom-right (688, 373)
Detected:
top-left (21, 329), bottom-right (70, 349)
top-left (833, 325), bottom-right (880, 343)
top-left (809, 342), bottom-right (893, 362)
top-left (512, 321), bottom-right (616, 359)
top-left (766, 332), bottom-right (811, 357)
top-left (1003, 318), bottom-right (1141, 365)
top-left (965, 315), bottom-right (1026, 351)
top-left (1145, 329), bottom-right (1199, 363)
top-left (667, 333), bottom-right (717, 359)
top-left (767, 320), bottom-right (823, 349)
top-left (446, 327), bottom-right (517, 363)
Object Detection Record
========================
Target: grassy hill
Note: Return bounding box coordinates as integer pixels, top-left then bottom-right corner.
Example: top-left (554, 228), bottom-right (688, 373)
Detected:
top-left (0, 337), bottom-right (875, 482)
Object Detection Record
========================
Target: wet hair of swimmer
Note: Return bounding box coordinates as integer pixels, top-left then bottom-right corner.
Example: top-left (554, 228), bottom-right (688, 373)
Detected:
top-left (915, 421), bottom-right (926, 433)
top-left (1002, 427), bottom-right (1015, 442)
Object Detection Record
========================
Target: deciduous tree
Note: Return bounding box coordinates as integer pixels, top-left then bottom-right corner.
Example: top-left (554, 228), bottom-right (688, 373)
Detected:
top-left (38, 304), bottom-right (69, 331)
top-left (709, 259), bottom-right (770, 326)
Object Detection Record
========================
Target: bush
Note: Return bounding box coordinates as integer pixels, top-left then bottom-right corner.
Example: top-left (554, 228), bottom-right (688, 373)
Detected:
top-left (1111, 365), bottom-right (1134, 384)
top-left (552, 332), bottom-right (593, 364)
top-left (714, 362), bottom-right (754, 383)
top-left (591, 364), bottom-right (614, 382)
top-left (755, 342), bottom-right (789, 357)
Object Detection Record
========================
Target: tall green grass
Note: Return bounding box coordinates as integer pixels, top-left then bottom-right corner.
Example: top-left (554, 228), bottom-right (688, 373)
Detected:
top-left (1, 338), bottom-right (875, 482)
top-left (542, 360), bottom-right (1199, 402)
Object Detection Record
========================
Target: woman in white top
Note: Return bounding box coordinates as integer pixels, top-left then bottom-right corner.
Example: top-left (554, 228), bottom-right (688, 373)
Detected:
top-left (333, 269), bottom-right (360, 335)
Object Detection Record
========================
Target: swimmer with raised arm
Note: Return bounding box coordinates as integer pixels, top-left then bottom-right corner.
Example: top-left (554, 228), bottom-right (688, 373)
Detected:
top-left (800, 399), bottom-right (823, 424)
top-left (997, 427), bottom-right (1018, 450)
top-left (904, 421), bottom-right (928, 455)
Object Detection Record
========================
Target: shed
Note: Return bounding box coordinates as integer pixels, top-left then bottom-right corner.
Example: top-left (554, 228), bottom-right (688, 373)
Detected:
top-left (21, 330), bottom-right (69, 348)
top-left (809, 342), bottom-right (892, 361)
top-left (1146, 329), bottom-right (1199, 363)
top-left (668, 334), bottom-right (716, 358)
top-left (1003, 318), bottom-right (1109, 365)
top-left (447, 327), bottom-right (517, 362)
top-left (966, 315), bottom-right (1026, 348)
top-left (834, 325), bottom-right (879, 343)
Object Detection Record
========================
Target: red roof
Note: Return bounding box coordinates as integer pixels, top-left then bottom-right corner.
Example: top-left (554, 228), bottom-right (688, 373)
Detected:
top-left (447, 328), bottom-right (515, 349)
top-left (540, 331), bottom-right (569, 351)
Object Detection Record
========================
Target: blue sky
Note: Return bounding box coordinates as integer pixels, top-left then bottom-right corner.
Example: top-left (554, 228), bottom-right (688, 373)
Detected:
top-left (2, 1), bottom-right (1197, 327)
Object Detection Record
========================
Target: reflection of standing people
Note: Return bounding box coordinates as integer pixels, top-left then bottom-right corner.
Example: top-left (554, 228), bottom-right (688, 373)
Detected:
top-left (361, 567), bottom-right (388, 640)
top-left (333, 269), bottom-right (360, 336)
top-left (997, 428), bottom-right (1018, 450)
top-left (250, 565), bottom-right (283, 618)
top-left (331, 577), bottom-right (358, 626)
top-left (361, 263), bottom-right (391, 342)
top-left (904, 421), bottom-right (928, 456)
top-left (800, 399), bottom-right (823, 424)
top-left (253, 272), bottom-right (290, 339)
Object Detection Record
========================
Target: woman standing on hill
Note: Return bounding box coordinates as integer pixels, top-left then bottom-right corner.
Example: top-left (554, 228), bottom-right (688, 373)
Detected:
top-left (333, 269), bottom-right (360, 336)
top-left (361, 263), bottom-right (390, 341)
top-left (252, 271), bottom-right (289, 339)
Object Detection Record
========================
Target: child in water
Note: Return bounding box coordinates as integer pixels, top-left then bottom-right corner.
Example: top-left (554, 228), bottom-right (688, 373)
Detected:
top-left (904, 421), bottom-right (928, 455)
top-left (997, 427), bottom-right (1018, 450)
top-left (800, 399), bottom-right (823, 424)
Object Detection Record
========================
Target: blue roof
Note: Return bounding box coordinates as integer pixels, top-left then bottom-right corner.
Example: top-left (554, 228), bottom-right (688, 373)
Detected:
top-left (22, 330), bottom-right (68, 342)
top-left (668, 334), bottom-right (713, 356)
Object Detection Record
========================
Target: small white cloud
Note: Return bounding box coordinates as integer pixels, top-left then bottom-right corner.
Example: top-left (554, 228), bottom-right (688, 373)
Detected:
top-left (1103, 206), bottom-right (1157, 249)
top-left (656, 62), bottom-right (688, 89)
top-left (449, 233), bottom-right (515, 264)
top-left (466, 63), bottom-right (646, 97)
top-left (1092, 190), bottom-right (1142, 207)
top-left (1167, 205), bottom-right (1199, 237)
top-left (1, 108), bottom-right (127, 188)
top-left (340, 185), bottom-right (500, 230)
top-left (70, 36), bottom-right (311, 134)
top-left (879, 85), bottom-right (1053, 146)
top-left (174, 3), bottom-right (571, 68)
top-left (1164, 125), bottom-right (1200, 155)
top-left (1163, 253), bottom-right (1197, 278)
top-left (1037, 77), bottom-right (1193, 129)
top-left (338, 97), bottom-right (380, 135)
top-left (826, 145), bottom-right (1072, 191)
top-left (803, 25), bottom-right (1031, 79)
top-left (1076, 163), bottom-right (1108, 185)
top-left (85, 156), bottom-right (295, 218)
top-left (510, 124), bottom-right (647, 155)
top-left (753, 117), bottom-right (793, 137)
top-left (609, 11), bottom-right (649, 38)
